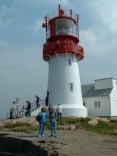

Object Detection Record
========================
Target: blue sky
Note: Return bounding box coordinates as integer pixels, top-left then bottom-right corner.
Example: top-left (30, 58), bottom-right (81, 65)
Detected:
top-left (0, 0), bottom-right (117, 119)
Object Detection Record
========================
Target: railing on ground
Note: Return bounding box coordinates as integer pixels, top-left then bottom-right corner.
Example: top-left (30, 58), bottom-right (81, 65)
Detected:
top-left (6, 100), bottom-right (46, 119)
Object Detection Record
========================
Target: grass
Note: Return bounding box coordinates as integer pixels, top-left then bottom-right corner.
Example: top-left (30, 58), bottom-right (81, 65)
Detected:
top-left (2, 117), bottom-right (117, 137)
top-left (57, 117), bottom-right (117, 136)
top-left (4, 122), bottom-right (39, 134)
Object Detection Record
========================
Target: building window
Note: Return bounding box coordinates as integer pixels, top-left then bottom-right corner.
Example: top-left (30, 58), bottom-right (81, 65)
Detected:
top-left (83, 102), bottom-right (85, 106)
top-left (68, 58), bottom-right (72, 66)
top-left (69, 82), bottom-right (74, 92)
top-left (94, 101), bottom-right (101, 108)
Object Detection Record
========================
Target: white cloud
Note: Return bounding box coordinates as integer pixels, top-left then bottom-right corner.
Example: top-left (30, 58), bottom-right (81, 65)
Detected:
top-left (78, 0), bottom-right (117, 57)
top-left (0, 44), bottom-right (48, 92)
top-left (29, 19), bottom-right (43, 32)
top-left (54, 0), bottom-right (69, 6)
top-left (0, 4), bottom-right (13, 27)
top-left (87, 0), bottom-right (117, 34)
top-left (0, 40), bottom-right (9, 47)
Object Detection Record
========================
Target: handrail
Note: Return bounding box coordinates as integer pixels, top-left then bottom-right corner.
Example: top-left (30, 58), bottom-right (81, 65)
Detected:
top-left (6, 100), bottom-right (46, 119)
top-left (46, 9), bottom-right (78, 23)
top-left (43, 42), bottom-right (84, 61)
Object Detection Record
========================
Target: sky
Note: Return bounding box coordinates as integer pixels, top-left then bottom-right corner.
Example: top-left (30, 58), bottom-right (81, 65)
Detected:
top-left (0, 0), bottom-right (117, 119)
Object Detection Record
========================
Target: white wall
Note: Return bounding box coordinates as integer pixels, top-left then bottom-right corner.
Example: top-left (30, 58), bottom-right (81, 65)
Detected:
top-left (94, 78), bottom-right (113, 90)
top-left (47, 53), bottom-right (87, 117)
top-left (84, 96), bottom-right (110, 117)
top-left (47, 53), bottom-right (83, 107)
top-left (110, 79), bottom-right (117, 116)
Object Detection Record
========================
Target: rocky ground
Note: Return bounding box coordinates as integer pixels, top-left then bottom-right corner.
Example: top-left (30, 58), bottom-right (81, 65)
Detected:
top-left (0, 129), bottom-right (117, 155)
top-left (0, 117), bottom-right (117, 155)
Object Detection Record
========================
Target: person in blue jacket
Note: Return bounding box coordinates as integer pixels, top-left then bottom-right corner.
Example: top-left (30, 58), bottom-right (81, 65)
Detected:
top-left (38, 107), bottom-right (47, 138)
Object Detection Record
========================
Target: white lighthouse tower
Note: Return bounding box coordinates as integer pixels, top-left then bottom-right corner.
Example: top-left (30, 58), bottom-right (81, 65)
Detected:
top-left (42, 5), bottom-right (87, 117)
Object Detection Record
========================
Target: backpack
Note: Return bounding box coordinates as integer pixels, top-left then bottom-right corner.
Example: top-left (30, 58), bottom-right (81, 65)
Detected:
top-left (48, 106), bottom-right (53, 113)
top-left (28, 102), bottom-right (31, 109)
top-left (36, 114), bottom-right (42, 122)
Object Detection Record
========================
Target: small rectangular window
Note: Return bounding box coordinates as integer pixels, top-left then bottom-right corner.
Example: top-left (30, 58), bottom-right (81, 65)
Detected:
top-left (95, 101), bottom-right (97, 108)
top-left (68, 58), bottom-right (72, 66)
top-left (69, 82), bottom-right (74, 92)
top-left (98, 101), bottom-right (100, 107)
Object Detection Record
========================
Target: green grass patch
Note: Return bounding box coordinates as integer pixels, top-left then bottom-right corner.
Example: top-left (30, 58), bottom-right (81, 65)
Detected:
top-left (2, 117), bottom-right (117, 136)
top-left (57, 117), bottom-right (117, 137)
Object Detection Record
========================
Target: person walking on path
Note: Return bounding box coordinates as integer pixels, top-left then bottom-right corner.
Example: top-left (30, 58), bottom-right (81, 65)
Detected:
top-left (57, 103), bottom-right (62, 122)
top-left (12, 101), bottom-right (18, 119)
top-left (26, 100), bottom-right (31, 117)
top-left (49, 108), bottom-right (58, 137)
top-left (38, 107), bottom-right (48, 138)
top-left (35, 95), bottom-right (40, 108)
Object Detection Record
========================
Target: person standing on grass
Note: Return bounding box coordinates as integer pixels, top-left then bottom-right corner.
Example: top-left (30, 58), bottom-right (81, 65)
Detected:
top-left (57, 103), bottom-right (62, 122)
top-left (38, 107), bottom-right (48, 138)
top-left (49, 108), bottom-right (58, 137)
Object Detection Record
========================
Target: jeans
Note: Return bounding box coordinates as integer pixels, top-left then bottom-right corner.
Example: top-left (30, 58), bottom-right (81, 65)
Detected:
top-left (39, 122), bottom-right (46, 135)
top-left (57, 113), bottom-right (62, 121)
top-left (10, 112), bottom-right (13, 119)
top-left (27, 108), bottom-right (31, 117)
top-left (50, 121), bottom-right (57, 136)
top-left (13, 110), bottom-right (17, 118)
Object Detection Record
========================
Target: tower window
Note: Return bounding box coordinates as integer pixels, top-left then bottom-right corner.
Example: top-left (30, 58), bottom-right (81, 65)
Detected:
top-left (68, 58), bottom-right (72, 66)
top-left (69, 82), bottom-right (74, 92)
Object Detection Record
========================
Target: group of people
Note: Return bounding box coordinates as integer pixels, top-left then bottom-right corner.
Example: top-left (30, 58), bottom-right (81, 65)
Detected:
top-left (37, 103), bottom-right (62, 138)
top-left (10, 95), bottom-right (41, 119)
top-left (10, 99), bottom-right (32, 119)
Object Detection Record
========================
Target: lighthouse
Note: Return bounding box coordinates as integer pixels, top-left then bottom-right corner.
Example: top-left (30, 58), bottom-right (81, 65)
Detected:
top-left (42, 5), bottom-right (87, 117)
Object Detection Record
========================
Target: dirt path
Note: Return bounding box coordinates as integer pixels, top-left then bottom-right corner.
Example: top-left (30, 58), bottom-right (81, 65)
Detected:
top-left (1, 129), bottom-right (117, 155)
top-left (40, 129), bottom-right (117, 156)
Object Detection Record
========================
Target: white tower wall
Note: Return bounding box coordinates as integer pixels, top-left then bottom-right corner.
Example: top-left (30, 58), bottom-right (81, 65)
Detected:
top-left (47, 53), bottom-right (87, 117)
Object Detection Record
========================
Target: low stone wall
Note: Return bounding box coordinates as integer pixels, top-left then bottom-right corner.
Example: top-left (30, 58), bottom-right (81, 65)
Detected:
top-left (0, 134), bottom-right (59, 156)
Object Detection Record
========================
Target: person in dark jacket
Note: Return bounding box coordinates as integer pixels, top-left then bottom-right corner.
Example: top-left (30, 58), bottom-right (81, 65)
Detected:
top-left (26, 100), bottom-right (31, 117)
top-left (35, 95), bottom-right (40, 108)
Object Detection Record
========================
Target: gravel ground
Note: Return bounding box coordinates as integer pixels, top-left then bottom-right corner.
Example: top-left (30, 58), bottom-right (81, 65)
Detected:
top-left (21, 129), bottom-right (117, 156)
top-left (1, 129), bottom-right (117, 156)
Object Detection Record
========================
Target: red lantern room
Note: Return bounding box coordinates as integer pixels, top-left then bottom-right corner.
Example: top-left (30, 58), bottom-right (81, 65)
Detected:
top-left (42, 4), bottom-right (84, 62)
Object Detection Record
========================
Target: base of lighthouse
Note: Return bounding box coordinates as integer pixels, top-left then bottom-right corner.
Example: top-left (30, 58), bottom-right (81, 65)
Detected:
top-left (53, 105), bottom-right (87, 117)
top-left (62, 106), bottom-right (87, 117)
top-left (47, 54), bottom-right (87, 117)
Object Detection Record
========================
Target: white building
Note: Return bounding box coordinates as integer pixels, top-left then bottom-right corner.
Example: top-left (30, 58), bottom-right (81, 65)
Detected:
top-left (82, 77), bottom-right (117, 117)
